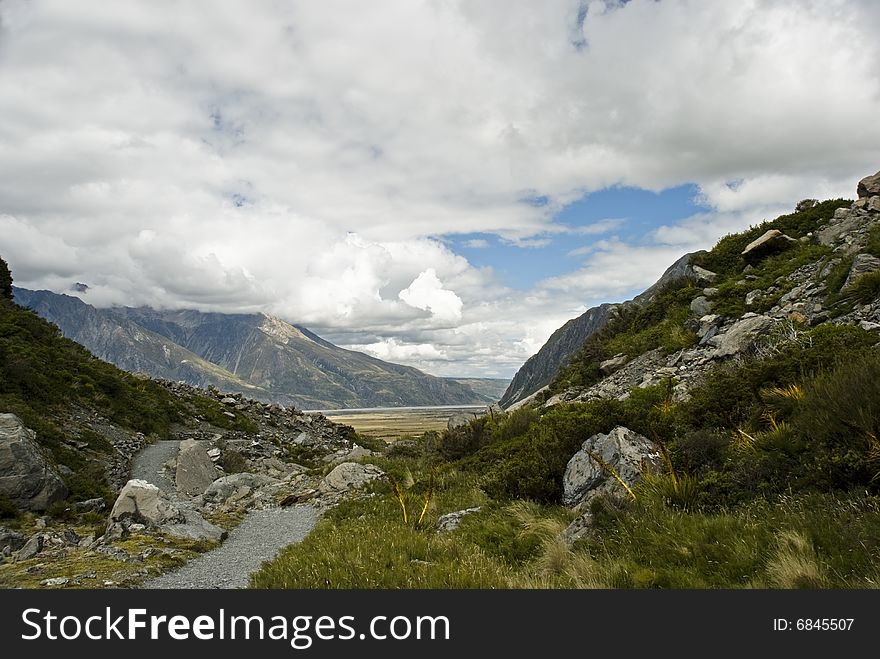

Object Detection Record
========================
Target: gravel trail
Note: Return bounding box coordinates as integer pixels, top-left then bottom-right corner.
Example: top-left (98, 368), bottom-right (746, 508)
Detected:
top-left (144, 505), bottom-right (318, 589)
top-left (130, 440), bottom-right (319, 588)
top-left (131, 440), bottom-right (180, 491)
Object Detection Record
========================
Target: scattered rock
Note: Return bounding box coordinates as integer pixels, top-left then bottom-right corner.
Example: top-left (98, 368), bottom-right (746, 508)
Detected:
top-left (75, 498), bottom-right (107, 513)
top-left (447, 413), bottom-right (474, 431)
top-left (108, 479), bottom-right (185, 529)
top-left (562, 512), bottom-right (595, 544)
top-left (691, 265), bottom-right (718, 285)
top-left (711, 314), bottom-right (776, 358)
top-left (741, 229), bottom-right (797, 263)
top-left (599, 354), bottom-right (628, 376)
top-left (15, 534), bottom-right (43, 561)
top-left (703, 287), bottom-right (719, 298)
top-left (203, 473), bottom-right (279, 504)
top-left (0, 413), bottom-right (68, 511)
top-left (436, 507), bottom-right (482, 531)
top-left (0, 527), bottom-right (26, 554)
top-left (857, 169), bottom-right (880, 198)
top-left (562, 426), bottom-right (663, 508)
top-left (843, 253), bottom-right (880, 290)
top-left (159, 510), bottom-right (225, 543)
top-left (40, 577), bottom-right (69, 587)
top-left (690, 296), bottom-right (713, 316)
top-left (319, 462), bottom-right (385, 494)
top-left (175, 439), bottom-right (219, 496)
top-left (744, 289), bottom-right (763, 307)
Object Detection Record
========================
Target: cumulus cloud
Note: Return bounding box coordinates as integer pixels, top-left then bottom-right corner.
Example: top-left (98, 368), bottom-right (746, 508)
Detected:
top-left (1, 1), bottom-right (879, 377)
top-left (399, 269), bottom-right (464, 324)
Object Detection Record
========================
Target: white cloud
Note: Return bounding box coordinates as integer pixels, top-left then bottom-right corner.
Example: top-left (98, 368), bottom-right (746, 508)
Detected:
top-left (464, 239), bottom-right (489, 249)
top-left (399, 268), bottom-right (463, 324)
top-left (1, 1), bottom-right (879, 378)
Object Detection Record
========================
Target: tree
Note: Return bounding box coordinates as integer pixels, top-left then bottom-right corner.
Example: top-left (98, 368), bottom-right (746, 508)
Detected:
top-left (0, 256), bottom-right (12, 300)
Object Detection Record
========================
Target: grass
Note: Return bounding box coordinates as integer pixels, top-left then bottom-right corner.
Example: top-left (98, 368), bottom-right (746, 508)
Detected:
top-left (0, 532), bottom-right (218, 589)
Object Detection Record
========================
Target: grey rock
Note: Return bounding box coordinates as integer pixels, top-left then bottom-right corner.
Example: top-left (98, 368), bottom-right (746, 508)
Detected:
top-left (75, 497), bottom-right (106, 513)
top-left (319, 462), bottom-right (385, 493)
top-left (691, 265), bottom-right (718, 285)
top-left (702, 287), bottom-right (719, 298)
top-left (562, 512), bottom-right (595, 544)
top-left (599, 354), bottom-right (628, 376)
top-left (562, 426), bottom-right (663, 508)
top-left (220, 397), bottom-right (238, 405)
top-left (0, 413), bottom-right (68, 512)
top-left (436, 507), bottom-right (482, 531)
top-left (175, 439), bottom-right (219, 496)
top-left (328, 445), bottom-right (375, 465)
top-left (447, 413), bottom-right (474, 431)
top-left (41, 577), bottom-right (69, 587)
top-left (857, 169), bottom-right (880, 198)
top-left (711, 315), bottom-right (775, 358)
top-left (744, 289), bottom-right (763, 307)
top-left (741, 229), bottom-right (797, 263)
top-left (15, 534), bottom-right (43, 561)
top-left (0, 527), bottom-right (26, 554)
top-left (203, 473), bottom-right (279, 503)
top-left (690, 296), bottom-right (713, 316)
top-left (108, 479), bottom-right (185, 527)
top-left (843, 253), bottom-right (880, 290)
top-left (160, 509), bottom-right (225, 543)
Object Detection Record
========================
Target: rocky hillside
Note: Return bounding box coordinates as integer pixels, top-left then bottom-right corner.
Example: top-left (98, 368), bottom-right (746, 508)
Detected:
top-left (12, 291), bottom-right (488, 409)
top-left (1, 270), bottom-right (390, 586)
top-left (542, 170), bottom-right (880, 408)
top-left (499, 252), bottom-right (704, 408)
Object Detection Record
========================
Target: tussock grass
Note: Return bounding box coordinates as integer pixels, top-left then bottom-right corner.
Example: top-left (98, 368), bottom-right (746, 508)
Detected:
top-left (766, 530), bottom-right (824, 588)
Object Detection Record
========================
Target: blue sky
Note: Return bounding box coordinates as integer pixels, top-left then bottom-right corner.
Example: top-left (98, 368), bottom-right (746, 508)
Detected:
top-left (446, 184), bottom-right (709, 290)
top-left (1, 1), bottom-right (879, 378)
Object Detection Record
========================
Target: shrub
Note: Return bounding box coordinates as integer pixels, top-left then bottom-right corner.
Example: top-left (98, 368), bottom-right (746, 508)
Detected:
top-left (845, 270), bottom-right (880, 305)
top-left (793, 351), bottom-right (880, 490)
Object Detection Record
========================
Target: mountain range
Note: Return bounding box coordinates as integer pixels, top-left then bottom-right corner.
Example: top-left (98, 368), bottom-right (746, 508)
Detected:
top-left (498, 252), bottom-right (699, 408)
top-left (12, 288), bottom-right (506, 410)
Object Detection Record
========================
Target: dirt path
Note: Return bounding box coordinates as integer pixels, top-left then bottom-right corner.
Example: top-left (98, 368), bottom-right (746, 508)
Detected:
top-left (131, 440), bottom-right (318, 589)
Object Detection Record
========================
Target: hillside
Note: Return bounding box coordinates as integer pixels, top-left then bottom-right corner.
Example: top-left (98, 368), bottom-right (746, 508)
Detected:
top-left (499, 252), bottom-right (702, 408)
top-left (12, 290), bottom-right (486, 410)
top-left (252, 168), bottom-right (880, 590)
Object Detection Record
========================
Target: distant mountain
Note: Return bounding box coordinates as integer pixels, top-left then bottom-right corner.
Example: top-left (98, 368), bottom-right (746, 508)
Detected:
top-left (498, 252), bottom-right (701, 408)
top-left (444, 377), bottom-right (510, 403)
top-left (12, 288), bottom-right (486, 410)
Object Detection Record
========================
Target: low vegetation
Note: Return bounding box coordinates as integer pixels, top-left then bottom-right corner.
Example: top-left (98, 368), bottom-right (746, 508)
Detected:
top-left (253, 198), bottom-right (880, 589)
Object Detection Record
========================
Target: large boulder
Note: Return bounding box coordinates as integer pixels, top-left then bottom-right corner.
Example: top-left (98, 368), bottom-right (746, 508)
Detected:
top-left (857, 169), bottom-right (880, 198)
top-left (108, 479), bottom-right (184, 527)
top-left (175, 439), bottom-right (219, 496)
top-left (599, 354), bottom-right (628, 376)
top-left (562, 426), bottom-right (663, 508)
top-left (0, 413), bottom-right (67, 511)
top-left (741, 229), bottom-right (797, 263)
top-left (710, 314), bottom-right (775, 358)
top-left (319, 462), bottom-right (384, 494)
top-left (447, 413), bottom-right (474, 431)
top-left (843, 253), bottom-right (880, 290)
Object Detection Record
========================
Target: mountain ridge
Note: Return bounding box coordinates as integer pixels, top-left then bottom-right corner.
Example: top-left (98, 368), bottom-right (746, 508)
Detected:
top-left (12, 289), bottom-right (492, 409)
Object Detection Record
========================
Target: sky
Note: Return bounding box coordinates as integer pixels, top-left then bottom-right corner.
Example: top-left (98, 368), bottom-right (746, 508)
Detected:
top-left (2, 0), bottom-right (880, 379)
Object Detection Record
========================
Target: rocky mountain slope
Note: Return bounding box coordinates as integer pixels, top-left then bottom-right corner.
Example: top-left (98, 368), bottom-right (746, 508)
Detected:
top-left (499, 252), bottom-right (703, 408)
top-left (0, 270), bottom-right (389, 585)
top-left (12, 291), bottom-right (488, 409)
top-left (541, 169), bottom-right (880, 408)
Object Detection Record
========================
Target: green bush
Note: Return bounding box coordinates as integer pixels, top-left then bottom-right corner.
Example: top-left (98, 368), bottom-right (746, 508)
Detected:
top-left (793, 352), bottom-right (880, 490)
top-left (845, 270), bottom-right (880, 305)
